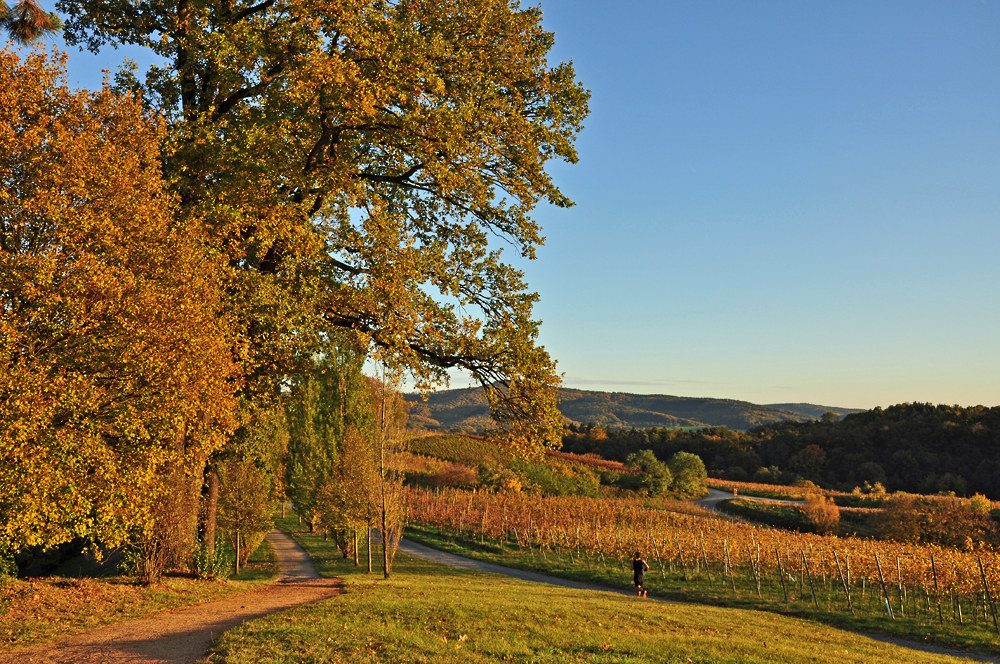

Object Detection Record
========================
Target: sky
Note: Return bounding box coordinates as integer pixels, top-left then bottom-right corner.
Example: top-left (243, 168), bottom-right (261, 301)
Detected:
top-left (48, 1), bottom-right (1000, 409)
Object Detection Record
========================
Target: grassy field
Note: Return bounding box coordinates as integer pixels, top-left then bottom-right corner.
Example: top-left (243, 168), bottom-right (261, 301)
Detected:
top-left (0, 539), bottom-right (278, 650)
top-left (202, 518), bottom-right (989, 664)
top-left (403, 523), bottom-right (1000, 659)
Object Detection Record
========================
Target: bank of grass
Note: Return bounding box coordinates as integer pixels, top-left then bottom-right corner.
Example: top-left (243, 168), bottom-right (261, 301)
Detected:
top-left (204, 519), bottom-right (989, 664)
top-left (716, 498), bottom-right (877, 539)
top-left (403, 523), bottom-right (1000, 660)
top-left (0, 539), bottom-right (278, 650)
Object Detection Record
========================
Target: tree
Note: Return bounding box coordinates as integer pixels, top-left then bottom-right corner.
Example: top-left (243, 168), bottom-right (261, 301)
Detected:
top-left (56, 0), bottom-right (588, 452)
top-left (285, 347), bottom-right (373, 533)
top-left (1, 0), bottom-right (62, 44)
top-left (370, 366), bottom-right (408, 579)
top-left (0, 47), bottom-right (237, 565)
top-left (624, 450), bottom-right (672, 496)
top-left (217, 457), bottom-right (277, 573)
top-left (668, 452), bottom-right (707, 496)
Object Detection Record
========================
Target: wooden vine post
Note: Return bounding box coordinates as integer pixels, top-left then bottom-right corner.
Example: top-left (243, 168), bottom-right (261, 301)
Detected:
top-left (874, 553), bottom-right (894, 620)
top-left (833, 550), bottom-right (854, 616)
top-left (775, 548), bottom-right (789, 602)
top-left (931, 555), bottom-right (943, 625)
top-left (801, 550), bottom-right (818, 608)
top-left (724, 539), bottom-right (736, 591)
top-left (977, 555), bottom-right (1000, 635)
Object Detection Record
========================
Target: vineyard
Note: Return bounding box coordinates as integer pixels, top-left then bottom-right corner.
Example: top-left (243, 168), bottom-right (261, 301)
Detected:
top-left (407, 486), bottom-right (1000, 652)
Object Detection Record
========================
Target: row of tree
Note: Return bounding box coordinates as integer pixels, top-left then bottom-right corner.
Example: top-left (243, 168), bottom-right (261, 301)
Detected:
top-left (3, 0), bottom-right (586, 579)
top-left (562, 403), bottom-right (1000, 499)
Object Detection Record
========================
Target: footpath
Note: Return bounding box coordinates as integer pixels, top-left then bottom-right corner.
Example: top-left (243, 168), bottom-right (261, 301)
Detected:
top-left (398, 538), bottom-right (1000, 664)
top-left (0, 531), bottom-right (340, 664)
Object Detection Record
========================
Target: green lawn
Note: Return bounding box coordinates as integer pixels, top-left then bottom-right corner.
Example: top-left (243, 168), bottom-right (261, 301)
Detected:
top-left (202, 519), bottom-right (985, 664)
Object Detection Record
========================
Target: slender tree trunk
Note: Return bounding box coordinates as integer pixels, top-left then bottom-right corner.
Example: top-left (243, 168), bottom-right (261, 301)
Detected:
top-left (200, 466), bottom-right (220, 556)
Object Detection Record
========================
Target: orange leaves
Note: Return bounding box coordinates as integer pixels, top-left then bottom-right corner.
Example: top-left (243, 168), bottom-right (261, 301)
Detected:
top-left (0, 47), bottom-right (238, 553)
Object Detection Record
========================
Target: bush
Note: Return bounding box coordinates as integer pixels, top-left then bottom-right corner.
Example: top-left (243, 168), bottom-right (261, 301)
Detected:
top-left (873, 493), bottom-right (998, 550)
top-left (429, 461), bottom-right (478, 489)
top-left (192, 538), bottom-right (234, 580)
top-left (801, 494), bottom-right (840, 534)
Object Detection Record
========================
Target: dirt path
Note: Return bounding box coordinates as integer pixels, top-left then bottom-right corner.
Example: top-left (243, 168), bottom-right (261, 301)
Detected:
top-left (399, 538), bottom-right (1000, 663)
top-left (0, 531), bottom-right (340, 664)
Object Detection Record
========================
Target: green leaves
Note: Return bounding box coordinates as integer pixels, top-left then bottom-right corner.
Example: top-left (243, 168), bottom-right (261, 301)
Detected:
top-left (59, 0), bottom-right (588, 451)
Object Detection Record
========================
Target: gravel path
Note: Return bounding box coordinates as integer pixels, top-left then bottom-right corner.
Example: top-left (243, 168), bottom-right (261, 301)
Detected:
top-left (0, 531), bottom-right (340, 664)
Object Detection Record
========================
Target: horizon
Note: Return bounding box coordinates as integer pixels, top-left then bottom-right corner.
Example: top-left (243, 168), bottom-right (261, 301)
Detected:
top-left (405, 382), bottom-right (997, 413)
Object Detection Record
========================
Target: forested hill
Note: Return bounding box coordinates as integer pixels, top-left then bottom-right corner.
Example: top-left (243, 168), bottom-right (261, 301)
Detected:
top-left (405, 387), bottom-right (861, 432)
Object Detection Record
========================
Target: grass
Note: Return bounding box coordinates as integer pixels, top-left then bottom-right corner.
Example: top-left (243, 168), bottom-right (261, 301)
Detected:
top-left (716, 497), bottom-right (878, 538)
top-left (0, 538), bottom-right (279, 650)
top-left (403, 523), bottom-right (1000, 660)
top-left (203, 517), bottom-right (989, 664)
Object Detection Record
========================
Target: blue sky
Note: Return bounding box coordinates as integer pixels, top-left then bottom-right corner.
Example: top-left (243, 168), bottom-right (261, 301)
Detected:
top-left (522, 0), bottom-right (1000, 408)
top-left (50, 1), bottom-right (1000, 409)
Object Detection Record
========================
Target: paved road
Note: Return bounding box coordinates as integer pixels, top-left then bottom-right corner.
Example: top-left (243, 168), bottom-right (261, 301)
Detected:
top-left (399, 538), bottom-right (639, 596)
top-left (697, 487), bottom-right (806, 513)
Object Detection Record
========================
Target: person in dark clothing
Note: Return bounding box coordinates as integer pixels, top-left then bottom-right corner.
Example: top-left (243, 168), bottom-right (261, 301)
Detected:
top-left (632, 551), bottom-right (649, 597)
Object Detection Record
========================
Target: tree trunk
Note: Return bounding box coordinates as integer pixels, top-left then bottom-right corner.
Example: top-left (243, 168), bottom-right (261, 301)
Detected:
top-left (200, 466), bottom-right (219, 556)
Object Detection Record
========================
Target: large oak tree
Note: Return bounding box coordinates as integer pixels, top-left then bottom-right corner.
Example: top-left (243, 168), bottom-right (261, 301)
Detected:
top-left (58, 0), bottom-right (589, 450)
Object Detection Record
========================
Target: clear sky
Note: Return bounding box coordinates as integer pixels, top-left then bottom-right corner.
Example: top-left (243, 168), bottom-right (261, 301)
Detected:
top-left (48, 1), bottom-right (1000, 409)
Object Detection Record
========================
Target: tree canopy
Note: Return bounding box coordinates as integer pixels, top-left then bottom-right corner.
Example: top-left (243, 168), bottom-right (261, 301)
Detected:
top-left (0, 47), bottom-right (237, 553)
top-left (55, 0), bottom-right (589, 450)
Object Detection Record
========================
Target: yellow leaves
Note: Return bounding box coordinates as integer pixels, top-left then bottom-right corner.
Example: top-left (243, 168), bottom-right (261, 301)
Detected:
top-left (0, 48), bottom-right (239, 553)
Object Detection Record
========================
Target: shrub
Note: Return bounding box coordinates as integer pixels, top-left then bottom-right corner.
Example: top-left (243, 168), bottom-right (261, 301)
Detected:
top-left (430, 461), bottom-right (478, 488)
top-left (192, 538), bottom-right (233, 580)
top-left (801, 494), bottom-right (840, 534)
top-left (874, 493), bottom-right (998, 550)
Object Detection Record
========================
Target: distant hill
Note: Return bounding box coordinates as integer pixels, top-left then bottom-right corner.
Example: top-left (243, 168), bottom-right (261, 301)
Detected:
top-left (766, 403), bottom-right (864, 420)
top-left (405, 387), bottom-right (862, 433)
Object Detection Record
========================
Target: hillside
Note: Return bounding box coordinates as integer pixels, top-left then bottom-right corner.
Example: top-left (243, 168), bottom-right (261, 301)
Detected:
top-left (405, 387), bottom-right (861, 432)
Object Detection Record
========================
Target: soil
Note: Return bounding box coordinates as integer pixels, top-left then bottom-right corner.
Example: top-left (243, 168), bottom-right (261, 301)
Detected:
top-left (0, 531), bottom-right (340, 664)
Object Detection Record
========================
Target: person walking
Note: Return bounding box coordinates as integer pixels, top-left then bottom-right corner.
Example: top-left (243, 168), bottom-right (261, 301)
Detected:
top-left (632, 551), bottom-right (650, 598)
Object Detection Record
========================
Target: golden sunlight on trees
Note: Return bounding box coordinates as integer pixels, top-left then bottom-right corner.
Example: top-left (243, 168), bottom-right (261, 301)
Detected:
top-left (0, 48), bottom-right (237, 561)
top-left (2, 0), bottom-right (587, 573)
top-left (59, 0), bottom-right (588, 452)
top-left (801, 494), bottom-right (840, 535)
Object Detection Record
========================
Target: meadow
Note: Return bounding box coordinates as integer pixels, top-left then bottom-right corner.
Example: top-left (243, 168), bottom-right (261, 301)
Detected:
top-left (405, 487), bottom-right (1000, 658)
top-left (204, 515), bottom-right (984, 664)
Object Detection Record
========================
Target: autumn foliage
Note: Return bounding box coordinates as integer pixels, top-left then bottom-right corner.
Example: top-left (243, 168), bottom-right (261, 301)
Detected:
top-left (0, 47), bottom-right (238, 555)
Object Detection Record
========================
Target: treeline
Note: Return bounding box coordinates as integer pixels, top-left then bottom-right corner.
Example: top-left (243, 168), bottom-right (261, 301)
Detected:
top-left (2, 0), bottom-right (587, 583)
top-left (562, 403), bottom-right (1000, 499)
top-left (403, 435), bottom-right (708, 499)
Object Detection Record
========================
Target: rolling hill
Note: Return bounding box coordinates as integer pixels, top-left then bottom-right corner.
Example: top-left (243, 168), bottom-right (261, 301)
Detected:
top-left (405, 387), bottom-right (862, 433)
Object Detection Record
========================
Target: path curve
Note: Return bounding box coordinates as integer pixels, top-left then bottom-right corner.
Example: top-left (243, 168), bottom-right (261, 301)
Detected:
top-left (399, 538), bottom-right (1000, 663)
top-left (0, 530), bottom-right (340, 664)
top-left (697, 487), bottom-right (806, 513)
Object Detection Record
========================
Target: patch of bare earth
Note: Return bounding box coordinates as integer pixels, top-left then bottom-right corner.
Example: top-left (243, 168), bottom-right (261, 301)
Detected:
top-left (0, 531), bottom-right (340, 664)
